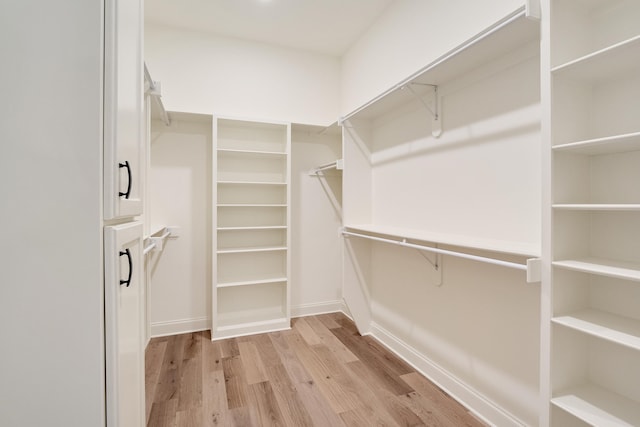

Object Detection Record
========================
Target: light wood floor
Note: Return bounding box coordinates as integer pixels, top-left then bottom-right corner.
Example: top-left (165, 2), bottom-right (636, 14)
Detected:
top-left (145, 312), bottom-right (486, 426)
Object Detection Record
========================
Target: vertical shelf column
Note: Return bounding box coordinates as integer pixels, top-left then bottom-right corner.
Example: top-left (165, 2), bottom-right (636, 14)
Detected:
top-left (212, 118), bottom-right (291, 339)
top-left (547, 1), bottom-right (640, 425)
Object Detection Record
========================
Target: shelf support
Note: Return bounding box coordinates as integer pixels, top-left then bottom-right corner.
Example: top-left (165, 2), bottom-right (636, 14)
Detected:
top-left (407, 238), bottom-right (443, 287)
top-left (402, 83), bottom-right (442, 138)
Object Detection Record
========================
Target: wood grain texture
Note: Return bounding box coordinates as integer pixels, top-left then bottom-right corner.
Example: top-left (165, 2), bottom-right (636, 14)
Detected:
top-left (146, 313), bottom-right (487, 427)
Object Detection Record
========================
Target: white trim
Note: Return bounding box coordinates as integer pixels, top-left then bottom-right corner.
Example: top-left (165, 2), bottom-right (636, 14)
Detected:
top-left (369, 321), bottom-right (526, 427)
top-left (150, 316), bottom-right (210, 338)
top-left (291, 300), bottom-right (348, 318)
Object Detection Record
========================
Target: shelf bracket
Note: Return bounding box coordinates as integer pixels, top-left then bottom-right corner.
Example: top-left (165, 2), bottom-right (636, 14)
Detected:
top-left (403, 238), bottom-right (444, 286)
top-left (402, 83), bottom-right (442, 138)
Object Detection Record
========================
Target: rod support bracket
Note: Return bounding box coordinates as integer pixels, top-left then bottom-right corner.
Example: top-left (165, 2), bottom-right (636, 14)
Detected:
top-left (526, 258), bottom-right (542, 283)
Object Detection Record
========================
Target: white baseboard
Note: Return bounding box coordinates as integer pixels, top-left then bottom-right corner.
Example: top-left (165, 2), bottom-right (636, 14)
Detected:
top-left (369, 322), bottom-right (524, 427)
top-left (150, 316), bottom-right (210, 338)
top-left (291, 300), bottom-right (347, 318)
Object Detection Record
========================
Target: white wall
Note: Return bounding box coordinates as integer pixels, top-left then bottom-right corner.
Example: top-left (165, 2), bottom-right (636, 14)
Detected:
top-left (290, 129), bottom-right (344, 316)
top-left (148, 116), bottom-right (212, 336)
top-left (145, 25), bottom-right (341, 126)
top-left (341, 0), bottom-right (525, 115)
top-left (0, 1), bottom-right (105, 426)
top-left (341, 32), bottom-right (542, 425)
top-left (371, 48), bottom-right (541, 250)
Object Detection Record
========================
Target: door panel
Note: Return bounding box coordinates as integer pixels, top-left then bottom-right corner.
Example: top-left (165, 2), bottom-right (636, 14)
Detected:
top-left (105, 221), bottom-right (144, 427)
top-left (104, 0), bottom-right (144, 219)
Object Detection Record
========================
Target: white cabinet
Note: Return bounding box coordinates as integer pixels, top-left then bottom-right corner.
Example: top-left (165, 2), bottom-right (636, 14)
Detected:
top-left (548, 1), bottom-right (640, 425)
top-left (104, 222), bottom-right (145, 427)
top-left (212, 118), bottom-right (291, 339)
top-left (104, 0), bottom-right (144, 220)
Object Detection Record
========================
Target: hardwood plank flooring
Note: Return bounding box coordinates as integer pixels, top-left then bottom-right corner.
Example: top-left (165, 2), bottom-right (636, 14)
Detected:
top-left (145, 313), bottom-right (487, 427)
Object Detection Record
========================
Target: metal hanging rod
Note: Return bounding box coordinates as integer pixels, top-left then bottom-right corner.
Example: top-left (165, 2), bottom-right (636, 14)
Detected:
top-left (342, 229), bottom-right (541, 283)
top-left (144, 63), bottom-right (171, 126)
top-left (309, 159), bottom-right (344, 176)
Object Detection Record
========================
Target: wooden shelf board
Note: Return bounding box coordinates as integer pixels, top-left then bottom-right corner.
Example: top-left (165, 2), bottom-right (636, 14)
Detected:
top-left (553, 132), bottom-right (640, 155)
top-left (217, 226), bottom-right (287, 231)
top-left (217, 148), bottom-right (287, 157)
top-left (216, 277), bottom-right (287, 288)
top-left (552, 384), bottom-right (640, 427)
top-left (344, 224), bottom-right (539, 258)
top-left (217, 180), bottom-right (287, 186)
top-left (553, 258), bottom-right (640, 282)
top-left (552, 309), bottom-right (640, 351)
top-left (213, 316), bottom-right (289, 340)
top-left (217, 246), bottom-right (287, 254)
top-left (552, 35), bottom-right (640, 82)
top-left (553, 204), bottom-right (640, 211)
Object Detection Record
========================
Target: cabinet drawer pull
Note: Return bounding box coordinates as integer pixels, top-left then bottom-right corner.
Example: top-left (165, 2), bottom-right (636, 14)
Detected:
top-left (119, 249), bottom-right (132, 287)
top-left (118, 161), bottom-right (132, 199)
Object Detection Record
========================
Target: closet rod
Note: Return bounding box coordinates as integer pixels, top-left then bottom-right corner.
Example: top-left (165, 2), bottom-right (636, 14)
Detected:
top-left (310, 159), bottom-right (343, 175)
top-left (143, 241), bottom-right (156, 256)
top-left (343, 230), bottom-right (528, 271)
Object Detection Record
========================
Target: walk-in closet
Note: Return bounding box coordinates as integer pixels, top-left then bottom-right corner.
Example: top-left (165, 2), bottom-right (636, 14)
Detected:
top-left (4, 0), bottom-right (639, 426)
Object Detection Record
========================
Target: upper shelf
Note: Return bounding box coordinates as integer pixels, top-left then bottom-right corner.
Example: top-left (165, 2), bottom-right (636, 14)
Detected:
top-left (552, 35), bottom-right (640, 83)
top-left (340, 7), bottom-right (539, 123)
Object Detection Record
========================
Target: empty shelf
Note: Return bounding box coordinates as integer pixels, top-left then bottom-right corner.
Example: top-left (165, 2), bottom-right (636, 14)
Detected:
top-left (553, 309), bottom-right (640, 351)
top-left (217, 148), bottom-right (287, 156)
top-left (217, 246), bottom-right (287, 254)
top-left (552, 132), bottom-right (640, 155)
top-left (216, 277), bottom-right (287, 288)
top-left (552, 385), bottom-right (640, 427)
top-left (217, 226), bottom-right (287, 231)
top-left (552, 35), bottom-right (640, 82)
top-left (217, 180), bottom-right (287, 186)
top-left (553, 204), bottom-right (640, 211)
top-left (553, 258), bottom-right (640, 282)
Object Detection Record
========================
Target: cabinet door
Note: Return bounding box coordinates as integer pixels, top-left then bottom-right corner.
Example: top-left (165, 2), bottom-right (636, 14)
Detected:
top-left (105, 221), bottom-right (144, 427)
top-left (104, 0), bottom-right (144, 219)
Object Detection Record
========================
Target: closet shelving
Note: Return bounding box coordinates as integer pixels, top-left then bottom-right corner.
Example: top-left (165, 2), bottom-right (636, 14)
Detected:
top-left (341, 7), bottom-right (541, 277)
top-left (548, 0), bottom-right (640, 425)
top-left (213, 118), bottom-right (291, 339)
top-left (340, 6), bottom-right (538, 123)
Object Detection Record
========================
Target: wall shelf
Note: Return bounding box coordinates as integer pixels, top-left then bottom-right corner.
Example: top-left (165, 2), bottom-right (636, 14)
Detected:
top-left (217, 226), bottom-right (287, 231)
top-left (217, 148), bottom-right (287, 157)
top-left (553, 309), bottom-right (640, 352)
top-left (552, 132), bottom-right (640, 155)
top-left (552, 204), bottom-right (640, 211)
top-left (343, 225), bottom-right (541, 283)
top-left (217, 246), bottom-right (287, 254)
top-left (340, 6), bottom-right (539, 123)
top-left (551, 385), bottom-right (640, 427)
top-left (553, 258), bottom-right (640, 282)
top-left (344, 224), bottom-right (539, 258)
top-left (551, 35), bottom-right (640, 82)
top-left (216, 277), bottom-right (287, 288)
top-left (217, 180), bottom-right (287, 186)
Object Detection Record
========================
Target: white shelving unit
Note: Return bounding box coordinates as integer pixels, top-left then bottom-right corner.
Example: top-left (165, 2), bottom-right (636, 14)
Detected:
top-left (212, 118), bottom-right (291, 339)
top-left (548, 0), bottom-right (640, 425)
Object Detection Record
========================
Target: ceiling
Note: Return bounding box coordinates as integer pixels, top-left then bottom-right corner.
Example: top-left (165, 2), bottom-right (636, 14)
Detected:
top-left (145, 0), bottom-right (395, 56)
